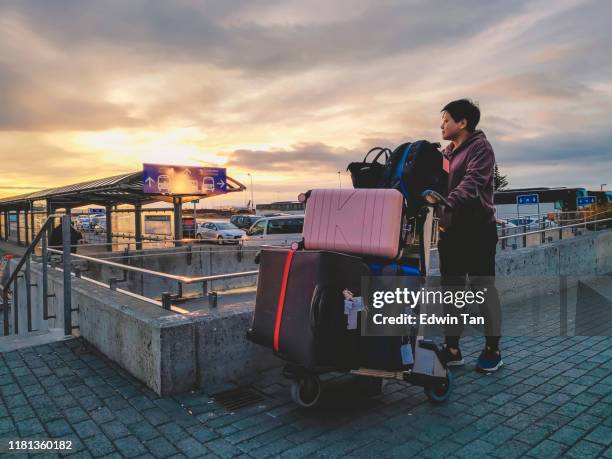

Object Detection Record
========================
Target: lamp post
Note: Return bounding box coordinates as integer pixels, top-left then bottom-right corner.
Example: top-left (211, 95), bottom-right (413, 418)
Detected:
top-left (337, 171), bottom-right (342, 188)
top-left (601, 183), bottom-right (607, 191)
top-left (247, 173), bottom-right (254, 212)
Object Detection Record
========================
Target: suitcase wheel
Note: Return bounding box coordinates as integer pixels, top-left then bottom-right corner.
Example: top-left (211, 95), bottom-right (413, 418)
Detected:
top-left (424, 370), bottom-right (453, 403)
top-left (290, 375), bottom-right (321, 408)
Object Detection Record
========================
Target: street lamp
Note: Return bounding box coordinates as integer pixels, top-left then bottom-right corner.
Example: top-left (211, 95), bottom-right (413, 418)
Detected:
top-left (337, 171), bottom-right (342, 188)
top-left (247, 173), bottom-right (254, 212)
top-left (601, 183), bottom-right (608, 191)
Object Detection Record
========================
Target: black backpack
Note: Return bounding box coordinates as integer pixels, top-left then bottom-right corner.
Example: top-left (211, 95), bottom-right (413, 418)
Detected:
top-left (383, 141), bottom-right (448, 217)
top-left (346, 147), bottom-right (391, 188)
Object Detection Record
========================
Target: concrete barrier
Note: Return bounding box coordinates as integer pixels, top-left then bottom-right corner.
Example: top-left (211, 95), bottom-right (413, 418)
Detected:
top-left (10, 261), bottom-right (279, 396)
top-left (429, 229), bottom-right (612, 304)
top-left (8, 229), bottom-right (610, 396)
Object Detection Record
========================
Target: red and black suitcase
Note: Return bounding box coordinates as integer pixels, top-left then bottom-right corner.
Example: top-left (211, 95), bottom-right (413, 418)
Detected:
top-left (247, 248), bottom-right (369, 370)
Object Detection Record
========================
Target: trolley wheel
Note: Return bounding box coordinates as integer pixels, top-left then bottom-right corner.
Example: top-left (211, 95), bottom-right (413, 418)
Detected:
top-left (424, 370), bottom-right (453, 403)
top-left (290, 375), bottom-right (321, 408)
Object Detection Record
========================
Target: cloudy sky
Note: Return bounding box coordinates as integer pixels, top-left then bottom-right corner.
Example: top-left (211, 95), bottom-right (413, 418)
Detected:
top-left (0, 0), bottom-right (610, 206)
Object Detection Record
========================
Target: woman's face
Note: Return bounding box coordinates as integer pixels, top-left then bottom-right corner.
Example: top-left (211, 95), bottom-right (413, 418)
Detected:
top-left (440, 111), bottom-right (466, 141)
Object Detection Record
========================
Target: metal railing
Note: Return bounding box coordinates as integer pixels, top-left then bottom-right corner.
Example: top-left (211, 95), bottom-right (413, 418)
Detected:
top-left (1, 215), bottom-right (73, 336)
top-left (1, 215), bottom-right (260, 336)
top-left (45, 248), bottom-right (258, 309)
top-left (2, 210), bottom-right (611, 336)
top-left (498, 217), bottom-right (612, 250)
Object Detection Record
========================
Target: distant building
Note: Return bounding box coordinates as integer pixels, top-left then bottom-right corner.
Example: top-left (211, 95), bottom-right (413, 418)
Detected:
top-left (494, 187), bottom-right (589, 219)
top-left (255, 201), bottom-right (305, 215)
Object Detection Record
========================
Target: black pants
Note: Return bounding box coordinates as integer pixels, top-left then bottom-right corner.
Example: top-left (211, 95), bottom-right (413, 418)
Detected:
top-left (437, 222), bottom-right (502, 349)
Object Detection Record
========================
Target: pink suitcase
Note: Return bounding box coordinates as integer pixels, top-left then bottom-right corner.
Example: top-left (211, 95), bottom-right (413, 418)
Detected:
top-left (303, 188), bottom-right (405, 259)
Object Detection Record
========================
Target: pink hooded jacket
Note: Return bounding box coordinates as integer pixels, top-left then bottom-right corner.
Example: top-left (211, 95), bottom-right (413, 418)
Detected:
top-left (442, 130), bottom-right (496, 226)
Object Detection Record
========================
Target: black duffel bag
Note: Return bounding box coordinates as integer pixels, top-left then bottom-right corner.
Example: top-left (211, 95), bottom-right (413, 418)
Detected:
top-left (346, 147), bottom-right (391, 188)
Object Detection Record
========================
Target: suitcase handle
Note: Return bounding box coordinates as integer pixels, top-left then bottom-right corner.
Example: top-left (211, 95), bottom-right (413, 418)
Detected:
top-left (309, 285), bottom-right (327, 332)
top-left (362, 147), bottom-right (391, 165)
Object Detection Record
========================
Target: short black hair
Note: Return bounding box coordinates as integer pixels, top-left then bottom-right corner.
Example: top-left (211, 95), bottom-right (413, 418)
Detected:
top-left (442, 99), bottom-right (480, 132)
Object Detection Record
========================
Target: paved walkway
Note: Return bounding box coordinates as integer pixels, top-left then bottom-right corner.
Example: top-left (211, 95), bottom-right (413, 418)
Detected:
top-left (1, 336), bottom-right (610, 458)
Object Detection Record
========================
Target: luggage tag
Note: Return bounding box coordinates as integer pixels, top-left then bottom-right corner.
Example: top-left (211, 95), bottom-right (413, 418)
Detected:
top-left (344, 296), bottom-right (364, 330)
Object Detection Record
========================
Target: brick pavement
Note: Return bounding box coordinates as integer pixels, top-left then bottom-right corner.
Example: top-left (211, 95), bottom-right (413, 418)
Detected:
top-left (0, 336), bottom-right (610, 458)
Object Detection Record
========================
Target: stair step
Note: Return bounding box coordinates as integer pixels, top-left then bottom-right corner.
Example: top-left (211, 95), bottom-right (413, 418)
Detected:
top-left (0, 328), bottom-right (73, 353)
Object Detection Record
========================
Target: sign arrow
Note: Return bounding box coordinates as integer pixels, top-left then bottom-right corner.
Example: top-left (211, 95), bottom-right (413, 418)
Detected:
top-left (217, 180), bottom-right (225, 187)
top-left (145, 177), bottom-right (155, 187)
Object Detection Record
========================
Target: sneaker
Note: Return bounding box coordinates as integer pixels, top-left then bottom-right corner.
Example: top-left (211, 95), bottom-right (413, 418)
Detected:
top-left (476, 348), bottom-right (503, 372)
top-left (441, 345), bottom-right (464, 366)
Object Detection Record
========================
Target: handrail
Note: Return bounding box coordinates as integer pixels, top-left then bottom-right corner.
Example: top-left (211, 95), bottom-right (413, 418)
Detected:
top-left (2, 213), bottom-right (69, 335)
top-left (498, 217), bottom-right (612, 240)
top-left (46, 248), bottom-right (258, 284)
top-left (48, 237), bottom-right (241, 248)
top-left (1, 216), bottom-right (55, 292)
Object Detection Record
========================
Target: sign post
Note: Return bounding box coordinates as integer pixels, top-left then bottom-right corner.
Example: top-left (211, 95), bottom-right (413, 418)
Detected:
top-left (191, 199), bottom-right (199, 227)
top-left (577, 196), bottom-right (596, 207)
top-left (516, 193), bottom-right (540, 220)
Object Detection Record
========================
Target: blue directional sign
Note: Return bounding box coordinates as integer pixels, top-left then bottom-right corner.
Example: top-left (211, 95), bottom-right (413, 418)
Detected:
top-left (143, 164), bottom-right (227, 195)
top-left (517, 194), bottom-right (539, 205)
top-left (88, 208), bottom-right (105, 214)
top-left (577, 196), bottom-right (596, 207)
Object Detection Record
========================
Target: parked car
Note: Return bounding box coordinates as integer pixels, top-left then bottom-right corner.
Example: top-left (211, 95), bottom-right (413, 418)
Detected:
top-left (196, 221), bottom-right (245, 244)
top-left (75, 215), bottom-right (91, 231)
top-left (230, 214), bottom-right (261, 230)
top-left (242, 215), bottom-right (304, 247)
top-left (91, 216), bottom-right (107, 235)
top-left (507, 217), bottom-right (558, 232)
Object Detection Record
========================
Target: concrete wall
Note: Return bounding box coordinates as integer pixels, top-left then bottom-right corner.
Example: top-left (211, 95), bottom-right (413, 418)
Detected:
top-left (429, 229), bottom-right (612, 304)
top-left (83, 244), bottom-right (259, 299)
top-left (10, 260), bottom-right (279, 396)
top-left (8, 229), bottom-right (610, 396)
top-left (188, 303), bottom-right (281, 389)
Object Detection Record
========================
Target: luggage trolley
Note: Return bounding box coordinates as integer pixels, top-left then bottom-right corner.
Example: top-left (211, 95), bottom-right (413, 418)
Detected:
top-left (247, 198), bottom-right (452, 408)
top-left (284, 208), bottom-right (451, 407)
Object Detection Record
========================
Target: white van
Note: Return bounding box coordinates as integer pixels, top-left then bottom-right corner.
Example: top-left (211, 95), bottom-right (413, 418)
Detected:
top-left (242, 215), bottom-right (304, 247)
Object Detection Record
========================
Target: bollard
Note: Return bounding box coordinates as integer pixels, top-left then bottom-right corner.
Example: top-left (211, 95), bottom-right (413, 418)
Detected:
top-left (237, 241), bottom-right (243, 262)
top-left (161, 292), bottom-right (172, 310)
top-left (208, 291), bottom-right (218, 308)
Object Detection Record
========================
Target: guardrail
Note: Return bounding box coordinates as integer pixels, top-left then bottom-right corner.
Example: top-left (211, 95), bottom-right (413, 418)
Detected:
top-left (45, 247), bottom-right (258, 310)
top-left (498, 217), bottom-right (612, 250)
top-left (1, 215), bottom-right (72, 335)
top-left (3, 213), bottom-right (611, 337)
